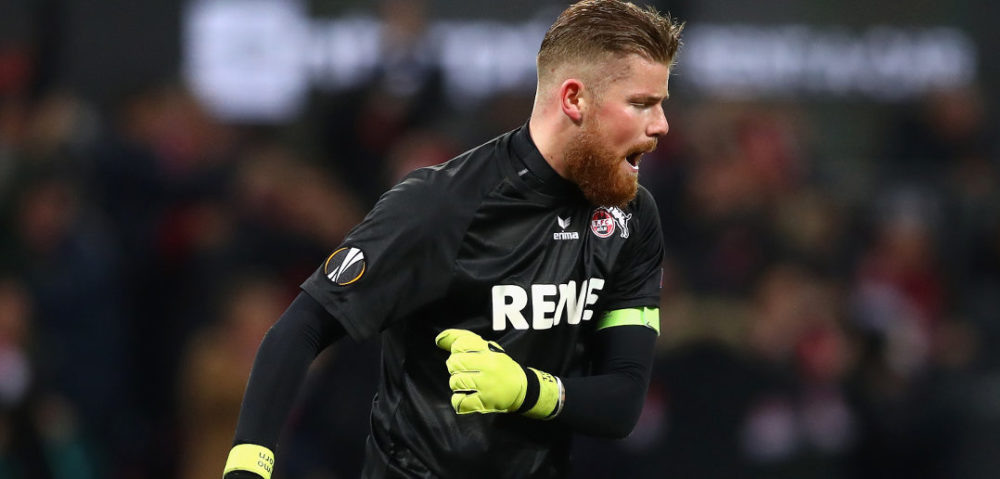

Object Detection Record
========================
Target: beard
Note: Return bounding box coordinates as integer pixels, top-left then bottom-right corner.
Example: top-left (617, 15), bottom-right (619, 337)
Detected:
top-left (563, 121), bottom-right (655, 208)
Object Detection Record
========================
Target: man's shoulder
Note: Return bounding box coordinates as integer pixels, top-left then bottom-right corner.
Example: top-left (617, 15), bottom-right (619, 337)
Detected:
top-left (628, 184), bottom-right (659, 217)
top-left (382, 130), bottom-right (514, 215)
top-left (401, 129), bottom-right (514, 194)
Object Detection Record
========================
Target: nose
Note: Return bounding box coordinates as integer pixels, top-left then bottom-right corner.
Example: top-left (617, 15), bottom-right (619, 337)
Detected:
top-left (648, 107), bottom-right (669, 137)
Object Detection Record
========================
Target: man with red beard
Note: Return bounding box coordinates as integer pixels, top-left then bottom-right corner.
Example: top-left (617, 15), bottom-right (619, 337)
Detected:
top-left (223, 1), bottom-right (682, 478)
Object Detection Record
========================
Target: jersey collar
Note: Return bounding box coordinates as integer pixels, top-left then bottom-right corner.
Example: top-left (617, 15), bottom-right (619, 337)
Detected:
top-left (511, 124), bottom-right (579, 198)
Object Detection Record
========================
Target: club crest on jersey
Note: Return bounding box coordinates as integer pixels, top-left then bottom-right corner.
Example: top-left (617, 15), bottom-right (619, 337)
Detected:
top-left (590, 207), bottom-right (632, 239)
top-left (324, 247), bottom-right (366, 286)
top-left (553, 216), bottom-right (579, 240)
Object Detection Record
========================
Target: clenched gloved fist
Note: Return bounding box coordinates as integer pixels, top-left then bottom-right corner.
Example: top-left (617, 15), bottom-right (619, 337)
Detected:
top-left (434, 329), bottom-right (562, 419)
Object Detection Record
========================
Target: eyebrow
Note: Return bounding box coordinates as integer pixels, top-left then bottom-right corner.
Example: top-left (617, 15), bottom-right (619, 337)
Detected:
top-left (630, 93), bottom-right (669, 103)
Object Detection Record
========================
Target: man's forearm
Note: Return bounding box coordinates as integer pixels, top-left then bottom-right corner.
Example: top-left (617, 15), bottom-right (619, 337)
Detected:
top-left (230, 293), bottom-right (344, 455)
top-left (555, 326), bottom-right (656, 438)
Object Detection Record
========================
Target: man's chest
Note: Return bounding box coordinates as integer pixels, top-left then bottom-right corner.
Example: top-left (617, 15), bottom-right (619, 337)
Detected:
top-left (450, 202), bottom-right (635, 331)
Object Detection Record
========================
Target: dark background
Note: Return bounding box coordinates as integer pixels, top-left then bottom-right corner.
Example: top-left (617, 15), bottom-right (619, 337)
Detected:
top-left (1, 1), bottom-right (998, 478)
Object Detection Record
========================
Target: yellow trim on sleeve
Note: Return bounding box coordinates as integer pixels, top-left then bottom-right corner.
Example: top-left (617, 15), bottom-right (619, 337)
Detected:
top-left (595, 307), bottom-right (660, 335)
top-left (224, 444), bottom-right (275, 479)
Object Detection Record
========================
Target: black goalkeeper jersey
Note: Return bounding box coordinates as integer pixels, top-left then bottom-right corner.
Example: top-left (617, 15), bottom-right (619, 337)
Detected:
top-left (301, 125), bottom-right (664, 478)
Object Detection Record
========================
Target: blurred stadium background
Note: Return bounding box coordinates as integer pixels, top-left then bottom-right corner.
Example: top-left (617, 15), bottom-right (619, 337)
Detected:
top-left (1, 0), bottom-right (999, 477)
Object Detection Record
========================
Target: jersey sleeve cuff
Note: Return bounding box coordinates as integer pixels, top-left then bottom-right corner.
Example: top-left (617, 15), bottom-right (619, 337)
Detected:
top-left (299, 284), bottom-right (374, 342)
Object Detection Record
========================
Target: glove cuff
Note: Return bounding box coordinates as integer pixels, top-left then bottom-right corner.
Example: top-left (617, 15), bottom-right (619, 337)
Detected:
top-left (514, 365), bottom-right (539, 414)
top-left (518, 367), bottom-right (563, 420)
top-left (224, 444), bottom-right (275, 479)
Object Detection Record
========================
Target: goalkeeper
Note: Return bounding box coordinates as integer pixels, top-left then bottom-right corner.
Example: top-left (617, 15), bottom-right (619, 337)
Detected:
top-left (224, 1), bottom-right (682, 477)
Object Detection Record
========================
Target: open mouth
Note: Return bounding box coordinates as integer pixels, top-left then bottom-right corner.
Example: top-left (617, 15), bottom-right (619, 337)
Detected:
top-left (625, 152), bottom-right (641, 170)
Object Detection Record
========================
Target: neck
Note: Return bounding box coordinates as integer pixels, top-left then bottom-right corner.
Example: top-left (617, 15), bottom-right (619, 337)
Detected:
top-left (527, 111), bottom-right (572, 179)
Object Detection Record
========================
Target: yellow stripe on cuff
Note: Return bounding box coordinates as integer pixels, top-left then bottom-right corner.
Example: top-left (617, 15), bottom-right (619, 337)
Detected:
top-left (224, 444), bottom-right (275, 479)
top-left (595, 307), bottom-right (660, 335)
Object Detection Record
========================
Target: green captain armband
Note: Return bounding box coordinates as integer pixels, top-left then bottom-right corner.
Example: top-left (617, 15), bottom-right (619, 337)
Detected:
top-left (595, 307), bottom-right (660, 335)
top-left (223, 444), bottom-right (275, 479)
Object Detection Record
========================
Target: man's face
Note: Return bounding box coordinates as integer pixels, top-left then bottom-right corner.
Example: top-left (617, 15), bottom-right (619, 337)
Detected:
top-left (564, 55), bottom-right (670, 208)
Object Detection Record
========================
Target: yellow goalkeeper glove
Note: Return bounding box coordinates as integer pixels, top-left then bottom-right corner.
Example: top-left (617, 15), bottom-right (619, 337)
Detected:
top-left (222, 444), bottom-right (274, 479)
top-left (434, 329), bottom-right (563, 419)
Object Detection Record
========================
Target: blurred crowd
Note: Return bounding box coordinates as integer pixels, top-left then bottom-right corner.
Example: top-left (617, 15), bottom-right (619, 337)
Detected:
top-left (2, 3), bottom-right (1000, 479)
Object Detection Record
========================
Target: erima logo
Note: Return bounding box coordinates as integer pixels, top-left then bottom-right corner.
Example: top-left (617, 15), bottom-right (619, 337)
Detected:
top-left (553, 216), bottom-right (579, 240)
top-left (324, 247), bottom-right (366, 285)
top-left (491, 278), bottom-right (604, 330)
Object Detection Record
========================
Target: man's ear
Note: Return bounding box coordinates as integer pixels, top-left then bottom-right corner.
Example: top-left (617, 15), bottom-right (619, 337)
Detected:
top-left (559, 79), bottom-right (585, 124)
